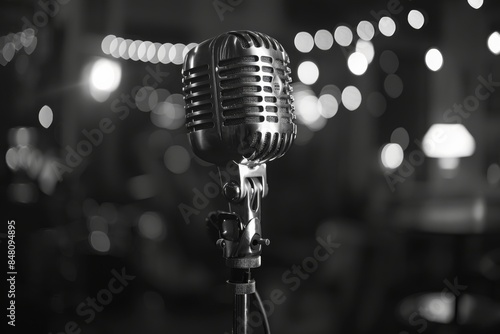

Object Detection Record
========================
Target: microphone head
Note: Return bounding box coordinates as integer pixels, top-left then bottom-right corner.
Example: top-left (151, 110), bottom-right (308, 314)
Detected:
top-left (182, 30), bottom-right (297, 166)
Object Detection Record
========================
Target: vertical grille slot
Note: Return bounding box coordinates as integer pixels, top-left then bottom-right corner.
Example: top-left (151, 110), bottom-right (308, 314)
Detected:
top-left (183, 64), bottom-right (214, 133)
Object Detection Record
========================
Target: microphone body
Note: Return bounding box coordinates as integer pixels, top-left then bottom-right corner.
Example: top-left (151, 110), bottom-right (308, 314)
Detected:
top-left (182, 31), bottom-right (296, 334)
top-left (182, 30), bottom-right (296, 166)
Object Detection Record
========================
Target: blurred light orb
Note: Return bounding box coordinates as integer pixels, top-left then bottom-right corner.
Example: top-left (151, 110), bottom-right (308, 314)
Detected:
top-left (357, 21), bottom-right (375, 41)
top-left (138, 211), bottom-right (165, 240)
top-left (487, 163), bottom-right (500, 185)
top-left (297, 61), bottom-right (319, 85)
top-left (135, 86), bottom-right (155, 112)
top-left (118, 39), bottom-right (132, 60)
top-left (292, 84), bottom-right (326, 131)
top-left (391, 127), bottom-right (410, 150)
top-left (138, 41), bottom-right (152, 62)
top-left (170, 43), bottom-right (185, 64)
top-left (89, 58), bottom-right (121, 92)
top-left (5, 148), bottom-right (18, 170)
top-left (88, 215), bottom-right (108, 233)
top-left (146, 43), bottom-right (159, 63)
top-left (425, 48), bottom-right (443, 71)
top-left (128, 40), bottom-right (141, 61)
top-left (379, 17), bottom-right (396, 37)
top-left (422, 123), bottom-right (475, 158)
top-left (89, 231), bottom-right (110, 253)
top-left (296, 95), bottom-right (322, 128)
top-left (3, 42), bottom-right (15, 62)
top-left (381, 143), bottom-right (404, 169)
top-left (38, 105), bottom-right (53, 129)
top-left (379, 50), bottom-right (399, 74)
top-left (318, 94), bottom-right (339, 118)
top-left (164, 145), bottom-right (191, 174)
top-left (101, 35), bottom-right (115, 55)
top-left (355, 40), bottom-right (375, 64)
top-left (334, 26), bottom-right (353, 47)
top-left (158, 43), bottom-right (173, 64)
top-left (467, 0), bottom-right (484, 9)
top-left (151, 93), bottom-right (185, 130)
top-left (24, 36), bottom-right (37, 55)
top-left (320, 84), bottom-right (342, 102)
top-left (384, 74), bottom-right (404, 98)
top-left (108, 37), bottom-right (119, 57)
top-left (341, 86), bottom-right (362, 111)
top-left (347, 52), bottom-right (368, 76)
top-left (294, 31), bottom-right (314, 53)
top-left (487, 32), bottom-right (500, 55)
top-left (408, 10), bottom-right (425, 29)
top-left (20, 29), bottom-right (35, 48)
top-left (314, 29), bottom-right (334, 50)
top-left (110, 37), bottom-right (123, 58)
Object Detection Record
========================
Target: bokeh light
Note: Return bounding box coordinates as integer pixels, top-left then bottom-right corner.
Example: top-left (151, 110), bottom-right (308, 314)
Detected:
top-left (296, 95), bottom-right (326, 131)
top-left (147, 42), bottom-right (160, 63)
top-left (355, 40), bottom-right (375, 64)
top-left (391, 127), bottom-right (410, 150)
top-left (158, 43), bottom-right (173, 64)
top-left (487, 32), bottom-right (500, 55)
top-left (357, 21), bottom-right (375, 41)
top-left (379, 17), bottom-right (396, 37)
top-left (341, 86), bottom-right (362, 111)
top-left (425, 48), bottom-right (443, 71)
top-left (318, 94), bottom-right (339, 118)
top-left (314, 29), bottom-right (334, 50)
top-left (334, 26), bottom-right (353, 47)
top-left (422, 124), bottom-right (475, 158)
top-left (487, 163), bottom-right (500, 185)
top-left (384, 74), bottom-right (404, 98)
top-left (347, 52), bottom-right (368, 76)
top-left (294, 31), bottom-right (314, 53)
top-left (408, 10), bottom-right (425, 30)
top-left (293, 84), bottom-right (327, 131)
top-left (297, 61), bottom-right (319, 85)
top-left (89, 231), bottom-right (111, 253)
top-left (320, 84), bottom-right (342, 102)
top-left (110, 37), bottom-right (123, 58)
top-left (118, 39), bottom-right (131, 60)
top-left (170, 43), bottom-right (186, 64)
top-left (89, 58), bottom-right (121, 92)
top-left (138, 211), bottom-right (166, 241)
top-left (101, 34), bottom-right (115, 54)
top-left (128, 40), bottom-right (141, 61)
top-left (379, 50), bottom-right (399, 74)
top-left (164, 145), bottom-right (191, 174)
top-left (150, 93), bottom-right (185, 130)
top-left (381, 143), bottom-right (404, 169)
top-left (138, 41), bottom-right (152, 62)
top-left (467, 0), bottom-right (484, 9)
top-left (135, 86), bottom-right (156, 112)
top-left (38, 105), bottom-right (53, 129)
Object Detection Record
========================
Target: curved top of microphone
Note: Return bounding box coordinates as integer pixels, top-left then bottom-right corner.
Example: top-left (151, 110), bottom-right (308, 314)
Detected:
top-left (182, 30), bottom-right (297, 166)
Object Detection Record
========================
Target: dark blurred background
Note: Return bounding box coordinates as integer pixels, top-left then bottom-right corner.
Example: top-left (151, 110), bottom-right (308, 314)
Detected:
top-left (2, 0), bottom-right (500, 333)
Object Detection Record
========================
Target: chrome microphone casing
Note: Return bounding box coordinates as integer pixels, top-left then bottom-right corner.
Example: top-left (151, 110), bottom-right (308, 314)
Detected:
top-left (182, 30), bottom-right (296, 166)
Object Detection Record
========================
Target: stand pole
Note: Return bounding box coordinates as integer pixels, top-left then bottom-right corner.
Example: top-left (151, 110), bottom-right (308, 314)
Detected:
top-left (207, 163), bottom-right (269, 334)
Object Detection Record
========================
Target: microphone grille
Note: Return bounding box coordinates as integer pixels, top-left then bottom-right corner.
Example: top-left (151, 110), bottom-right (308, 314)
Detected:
top-left (183, 30), bottom-right (296, 165)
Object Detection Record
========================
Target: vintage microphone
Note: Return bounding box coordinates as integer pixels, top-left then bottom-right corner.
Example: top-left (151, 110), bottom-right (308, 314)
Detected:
top-left (182, 30), bottom-right (296, 334)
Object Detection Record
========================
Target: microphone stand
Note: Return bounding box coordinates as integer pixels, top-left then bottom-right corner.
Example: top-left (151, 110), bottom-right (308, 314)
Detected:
top-left (207, 163), bottom-right (270, 334)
